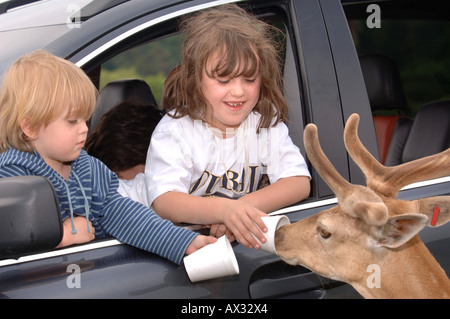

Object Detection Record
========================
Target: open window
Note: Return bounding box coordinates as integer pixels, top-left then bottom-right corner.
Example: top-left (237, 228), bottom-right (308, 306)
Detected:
top-left (344, 0), bottom-right (450, 166)
top-left (89, 5), bottom-right (305, 148)
top-left (81, 2), bottom-right (311, 205)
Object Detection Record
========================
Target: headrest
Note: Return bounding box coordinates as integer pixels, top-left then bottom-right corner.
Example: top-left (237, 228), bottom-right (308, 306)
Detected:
top-left (89, 79), bottom-right (158, 131)
top-left (359, 53), bottom-right (408, 111)
top-left (402, 100), bottom-right (450, 163)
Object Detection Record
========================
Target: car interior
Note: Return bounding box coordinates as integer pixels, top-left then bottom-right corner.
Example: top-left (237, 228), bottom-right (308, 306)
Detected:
top-left (344, 0), bottom-right (450, 168)
top-left (359, 53), bottom-right (450, 166)
top-left (87, 1), bottom-right (450, 173)
top-left (84, 10), bottom-right (305, 176)
top-left (88, 78), bottom-right (159, 135)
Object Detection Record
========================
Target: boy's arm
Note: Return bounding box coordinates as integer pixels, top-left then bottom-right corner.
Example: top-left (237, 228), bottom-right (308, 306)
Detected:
top-left (56, 216), bottom-right (95, 248)
top-left (99, 191), bottom-right (203, 264)
top-left (90, 155), bottom-right (206, 265)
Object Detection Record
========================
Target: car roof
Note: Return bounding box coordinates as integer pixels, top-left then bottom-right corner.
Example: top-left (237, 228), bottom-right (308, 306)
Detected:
top-left (0, 0), bottom-right (93, 30)
top-left (0, 0), bottom-right (191, 74)
top-left (0, 0), bottom-right (194, 31)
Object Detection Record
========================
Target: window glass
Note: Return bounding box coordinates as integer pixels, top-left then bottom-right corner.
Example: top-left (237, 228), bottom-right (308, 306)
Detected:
top-left (100, 35), bottom-right (182, 106)
top-left (99, 10), bottom-right (294, 114)
top-left (346, 11), bottom-right (450, 115)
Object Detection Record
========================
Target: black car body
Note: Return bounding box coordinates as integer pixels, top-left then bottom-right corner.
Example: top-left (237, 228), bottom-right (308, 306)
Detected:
top-left (0, 0), bottom-right (449, 299)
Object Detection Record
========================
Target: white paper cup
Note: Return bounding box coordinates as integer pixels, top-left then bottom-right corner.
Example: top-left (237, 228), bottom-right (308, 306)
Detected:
top-left (183, 235), bottom-right (239, 282)
top-left (256, 215), bottom-right (290, 255)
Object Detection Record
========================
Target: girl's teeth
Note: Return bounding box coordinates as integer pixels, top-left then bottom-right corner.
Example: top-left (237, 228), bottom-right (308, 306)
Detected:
top-left (228, 102), bottom-right (243, 107)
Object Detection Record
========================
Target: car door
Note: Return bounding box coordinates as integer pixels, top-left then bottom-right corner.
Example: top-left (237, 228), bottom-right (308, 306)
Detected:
top-left (0, 0), bottom-right (365, 299)
top-left (2, 0), bottom-right (447, 299)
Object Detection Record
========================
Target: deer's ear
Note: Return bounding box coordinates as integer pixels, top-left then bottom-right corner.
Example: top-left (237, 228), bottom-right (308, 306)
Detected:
top-left (372, 214), bottom-right (428, 248)
top-left (416, 197), bottom-right (450, 228)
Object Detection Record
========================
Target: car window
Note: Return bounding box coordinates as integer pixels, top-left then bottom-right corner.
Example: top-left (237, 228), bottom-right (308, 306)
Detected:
top-left (344, 3), bottom-right (450, 115)
top-left (93, 4), bottom-right (308, 203)
top-left (97, 9), bottom-right (305, 149)
top-left (100, 34), bottom-right (182, 106)
top-left (343, 1), bottom-right (450, 167)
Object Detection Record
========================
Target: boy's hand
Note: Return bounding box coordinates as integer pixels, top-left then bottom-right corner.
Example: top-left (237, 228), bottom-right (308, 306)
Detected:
top-left (56, 216), bottom-right (95, 248)
top-left (208, 223), bottom-right (236, 243)
top-left (185, 235), bottom-right (217, 255)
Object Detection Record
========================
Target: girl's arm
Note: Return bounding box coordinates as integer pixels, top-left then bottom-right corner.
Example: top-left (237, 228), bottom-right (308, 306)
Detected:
top-left (152, 192), bottom-right (268, 249)
top-left (151, 176), bottom-right (310, 248)
top-left (207, 176), bottom-right (310, 240)
top-left (239, 175), bottom-right (311, 213)
top-left (99, 191), bottom-right (205, 264)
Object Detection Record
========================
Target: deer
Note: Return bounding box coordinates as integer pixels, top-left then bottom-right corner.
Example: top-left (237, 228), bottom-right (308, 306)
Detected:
top-left (275, 113), bottom-right (450, 299)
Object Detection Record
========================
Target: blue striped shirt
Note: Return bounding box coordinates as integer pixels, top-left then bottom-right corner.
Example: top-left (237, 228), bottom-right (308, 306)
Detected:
top-left (0, 149), bottom-right (198, 264)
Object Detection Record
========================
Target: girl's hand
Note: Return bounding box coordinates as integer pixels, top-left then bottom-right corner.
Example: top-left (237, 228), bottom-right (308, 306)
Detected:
top-left (56, 216), bottom-right (95, 248)
top-left (185, 235), bottom-right (217, 255)
top-left (220, 200), bottom-right (268, 249)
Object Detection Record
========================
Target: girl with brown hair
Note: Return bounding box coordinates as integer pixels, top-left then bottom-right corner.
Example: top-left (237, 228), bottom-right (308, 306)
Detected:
top-left (145, 4), bottom-right (311, 249)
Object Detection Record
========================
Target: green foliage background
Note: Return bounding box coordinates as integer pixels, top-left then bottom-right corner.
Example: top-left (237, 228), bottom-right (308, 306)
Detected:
top-left (99, 36), bottom-right (182, 106)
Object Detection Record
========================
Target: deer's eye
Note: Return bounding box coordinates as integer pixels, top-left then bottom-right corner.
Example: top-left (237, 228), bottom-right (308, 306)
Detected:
top-left (317, 225), bottom-right (331, 239)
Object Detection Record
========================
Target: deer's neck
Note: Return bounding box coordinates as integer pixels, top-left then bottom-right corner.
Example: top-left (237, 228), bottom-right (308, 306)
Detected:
top-left (354, 236), bottom-right (450, 299)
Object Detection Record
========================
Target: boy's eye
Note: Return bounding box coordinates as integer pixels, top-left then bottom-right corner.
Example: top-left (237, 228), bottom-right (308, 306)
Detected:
top-left (67, 119), bottom-right (78, 124)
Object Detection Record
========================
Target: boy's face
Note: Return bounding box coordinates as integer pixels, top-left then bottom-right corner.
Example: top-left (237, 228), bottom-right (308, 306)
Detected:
top-left (201, 54), bottom-right (261, 135)
top-left (31, 109), bottom-right (88, 172)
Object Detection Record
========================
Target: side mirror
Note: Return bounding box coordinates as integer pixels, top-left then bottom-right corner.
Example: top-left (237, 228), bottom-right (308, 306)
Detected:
top-left (0, 176), bottom-right (62, 259)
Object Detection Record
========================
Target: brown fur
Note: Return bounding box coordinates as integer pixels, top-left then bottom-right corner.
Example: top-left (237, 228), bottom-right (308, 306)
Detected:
top-left (275, 113), bottom-right (450, 298)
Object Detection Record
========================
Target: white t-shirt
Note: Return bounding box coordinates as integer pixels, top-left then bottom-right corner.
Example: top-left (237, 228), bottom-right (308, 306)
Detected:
top-left (118, 172), bottom-right (150, 207)
top-left (140, 110), bottom-right (310, 205)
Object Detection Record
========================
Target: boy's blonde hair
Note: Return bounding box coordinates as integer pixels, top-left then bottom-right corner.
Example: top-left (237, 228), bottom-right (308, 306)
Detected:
top-left (0, 50), bottom-right (97, 153)
top-left (162, 4), bottom-right (287, 130)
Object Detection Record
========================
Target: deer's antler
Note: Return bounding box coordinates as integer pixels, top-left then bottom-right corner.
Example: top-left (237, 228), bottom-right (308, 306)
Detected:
top-left (344, 113), bottom-right (450, 198)
top-left (304, 121), bottom-right (388, 226)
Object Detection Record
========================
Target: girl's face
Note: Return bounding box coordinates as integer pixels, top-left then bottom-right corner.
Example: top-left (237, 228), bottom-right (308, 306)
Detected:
top-left (201, 55), bottom-right (261, 134)
top-left (31, 109), bottom-right (88, 174)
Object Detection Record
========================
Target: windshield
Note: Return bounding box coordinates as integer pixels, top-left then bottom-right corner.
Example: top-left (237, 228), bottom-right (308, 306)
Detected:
top-left (0, 25), bottom-right (71, 74)
top-left (0, 0), bottom-right (93, 76)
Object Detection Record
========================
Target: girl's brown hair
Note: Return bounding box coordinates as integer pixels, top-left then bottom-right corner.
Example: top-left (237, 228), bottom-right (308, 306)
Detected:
top-left (0, 50), bottom-right (97, 153)
top-left (162, 4), bottom-right (287, 130)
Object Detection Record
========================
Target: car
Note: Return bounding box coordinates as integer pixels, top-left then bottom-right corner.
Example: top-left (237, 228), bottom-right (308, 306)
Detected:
top-left (0, 0), bottom-right (449, 300)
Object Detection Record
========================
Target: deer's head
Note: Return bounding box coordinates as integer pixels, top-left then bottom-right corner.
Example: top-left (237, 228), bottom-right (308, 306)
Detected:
top-left (275, 114), bottom-right (450, 296)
